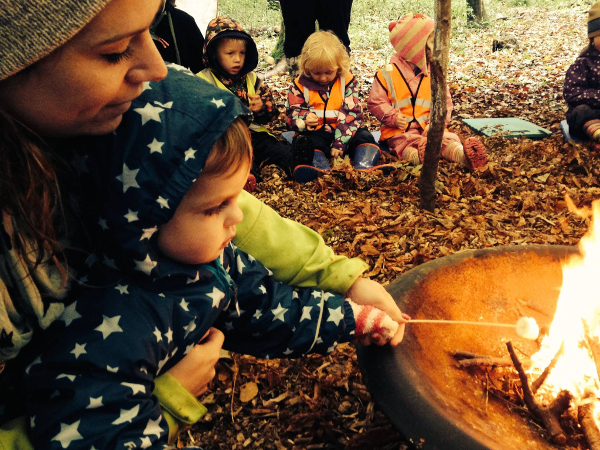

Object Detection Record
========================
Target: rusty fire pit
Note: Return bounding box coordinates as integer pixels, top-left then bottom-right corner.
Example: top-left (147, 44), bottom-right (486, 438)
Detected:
top-left (357, 244), bottom-right (581, 450)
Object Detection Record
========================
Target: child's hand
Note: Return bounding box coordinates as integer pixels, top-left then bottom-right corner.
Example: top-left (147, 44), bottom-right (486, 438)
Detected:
top-left (347, 299), bottom-right (408, 346)
top-left (331, 148), bottom-right (343, 158)
top-left (346, 277), bottom-right (410, 346)
top-left (167, 327), bottom-right (224, 397)
top-left (395, 112), bottom-right (407, 130)
top-left (248, 94), bottom-right (263, 112)
top-left (305, 112), bottom-right (319, 130)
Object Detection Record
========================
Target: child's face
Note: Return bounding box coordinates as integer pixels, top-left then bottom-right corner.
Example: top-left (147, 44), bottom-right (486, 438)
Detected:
top-left (594, 36), bottom-right (600, 52)
top-left (309, 67), bottom-right (338, 85)
top-left (157, 161), bottom-right (250, 265)
top-left (216, 39), bottom-right (246, 76)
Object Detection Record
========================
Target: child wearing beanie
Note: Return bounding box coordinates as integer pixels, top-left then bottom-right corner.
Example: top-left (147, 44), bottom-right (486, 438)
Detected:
top-left (367, 13), bottom-right (487, 170)
top-left (564, 2), bottom-right (600, 143)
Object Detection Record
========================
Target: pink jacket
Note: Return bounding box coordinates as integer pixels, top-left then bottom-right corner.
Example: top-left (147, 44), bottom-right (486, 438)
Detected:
top-left (367, 53), bottom-right (453, 131)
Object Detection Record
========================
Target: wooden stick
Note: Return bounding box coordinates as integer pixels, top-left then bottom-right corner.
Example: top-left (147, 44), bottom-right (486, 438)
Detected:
top-left (579, 393), bottom-right (600, 450)
top-left (531, 342), bottom-right (564, 394)
top-left (411, 319), bottom-right (516, 329)
top-left (506, 341), bottom-right (570, 445)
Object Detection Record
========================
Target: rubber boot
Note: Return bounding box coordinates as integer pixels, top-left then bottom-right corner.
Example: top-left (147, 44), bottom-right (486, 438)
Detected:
top-left (353, 143), bottom-right (396, 175)
top-left (293, 150), bottom-right (331, 183)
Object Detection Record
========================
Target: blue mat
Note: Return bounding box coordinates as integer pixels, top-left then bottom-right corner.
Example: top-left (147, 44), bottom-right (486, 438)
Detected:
top-left (281, 130), bottom-right (390, 152)
top-left (560, 119), bottom-right (586, 144)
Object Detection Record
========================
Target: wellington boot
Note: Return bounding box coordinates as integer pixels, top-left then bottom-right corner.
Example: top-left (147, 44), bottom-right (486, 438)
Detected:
top-left (353, 143), bottom-right (396, 175)
top-left (293, 150), bottom-right (331, 183)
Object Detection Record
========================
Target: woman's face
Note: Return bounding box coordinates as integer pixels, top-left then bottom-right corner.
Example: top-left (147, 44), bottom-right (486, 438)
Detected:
top-left (0, 0), bottom-right (168, 137)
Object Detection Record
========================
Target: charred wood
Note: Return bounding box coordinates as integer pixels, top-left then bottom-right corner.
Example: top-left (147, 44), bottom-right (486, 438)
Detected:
top-left (578, 393), bottom-right (600, 450)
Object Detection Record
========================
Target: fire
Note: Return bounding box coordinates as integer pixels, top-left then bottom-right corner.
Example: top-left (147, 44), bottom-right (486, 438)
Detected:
top-left (529, 198), bottom-right (600, 402)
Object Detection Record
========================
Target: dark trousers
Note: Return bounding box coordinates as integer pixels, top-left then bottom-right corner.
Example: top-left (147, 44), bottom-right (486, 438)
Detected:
top-left (279, 0), bottom-right (353, 58)
top-left (251, 130), bottom-right (293, 178)
top-left (295, 127), bottom-right (377, 160)
top-left (566, 104), bottom-right (600, 140)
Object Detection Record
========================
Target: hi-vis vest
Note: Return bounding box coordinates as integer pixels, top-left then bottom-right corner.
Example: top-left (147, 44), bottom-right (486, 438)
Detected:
top-left (197, 69), bottom-right (271, 134)
top-left (375, 64), bottom-right (431, 141)
top-left (293, 74), bottom-right (353, 130)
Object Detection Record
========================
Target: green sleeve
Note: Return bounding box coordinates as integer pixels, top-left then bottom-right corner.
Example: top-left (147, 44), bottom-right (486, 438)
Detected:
top-left (234, 190), bottom-right (368, 293)
top-left (0, 417), bottom-right (31, 450)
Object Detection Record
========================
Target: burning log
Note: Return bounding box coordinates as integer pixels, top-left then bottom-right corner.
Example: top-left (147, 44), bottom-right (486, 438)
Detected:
top-left (452, 350), bottom-right (531, 369)
top-left (578, 392), bottom-right (600, 450)
top-left (531, 342), bottom-right (564, 394)
top-left (506, 341), bottom-right (572, 445)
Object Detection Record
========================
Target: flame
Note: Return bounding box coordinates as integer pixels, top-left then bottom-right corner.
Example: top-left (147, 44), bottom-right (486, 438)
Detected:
top-left (529, 198), bottom-right (600, 401)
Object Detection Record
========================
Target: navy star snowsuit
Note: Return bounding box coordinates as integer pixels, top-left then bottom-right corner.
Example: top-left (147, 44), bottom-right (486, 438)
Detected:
top-left (20, 66), bottom-right (355, 449)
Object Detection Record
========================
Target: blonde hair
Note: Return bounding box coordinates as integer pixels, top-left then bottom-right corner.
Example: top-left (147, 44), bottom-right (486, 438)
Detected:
top-left (203, 117), bottom-right (253, 177)
top-left (299, 30), bottom-right (350, 78)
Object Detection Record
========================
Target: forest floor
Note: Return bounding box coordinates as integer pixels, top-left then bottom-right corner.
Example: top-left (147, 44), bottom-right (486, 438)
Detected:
top-left (179, 6), bottom-right (600, 450)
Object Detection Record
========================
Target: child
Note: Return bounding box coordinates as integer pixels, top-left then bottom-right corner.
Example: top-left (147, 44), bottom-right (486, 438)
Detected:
top-left (16, 69), bottom-right (406, 449)
top-left (367, 13), bottom-right (487, 170)
top-left (564, 2), bottom-right (600, 142)
top-left (198, 16), bottom-right (297, 184)
top-left (285, 30), bottom-right (397, 183)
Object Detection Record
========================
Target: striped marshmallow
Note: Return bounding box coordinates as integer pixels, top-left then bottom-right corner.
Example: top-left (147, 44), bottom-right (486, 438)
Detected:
top-left (349, 300), bottom-right (399, 341)
top-left (389, 13), bottom-right (435, 76)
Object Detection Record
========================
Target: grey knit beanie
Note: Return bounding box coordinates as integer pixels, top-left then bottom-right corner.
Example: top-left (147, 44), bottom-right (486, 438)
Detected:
top-left (0, 0), bottom-right (113, 81)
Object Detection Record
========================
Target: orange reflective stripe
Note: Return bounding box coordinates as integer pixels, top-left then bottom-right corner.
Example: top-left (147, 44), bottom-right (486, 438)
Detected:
top-left (295, 74), bottom-right (354, 129)
top-left (376, 64), bottom-right (431, 141)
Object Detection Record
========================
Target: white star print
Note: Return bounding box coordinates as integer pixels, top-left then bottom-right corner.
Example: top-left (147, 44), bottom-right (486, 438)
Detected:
top-left (300, 306), bottom-right (313, 322)
top-left (311, 291), bottom-right (322, 299)
top-left (143, 416), bottom-right (164, 438)
top-left (253, 310), bottom-right (262, 320)
top-left (98, 218), bottom-right (108, 230)
top-left (115, 284), bottom-right (129, 294)
top-left (112, 404), bottom-right (140, 425)
top-left (165, 327), bottom-right (173, 343)
top-left (107, 365), bottom-right (119, 373)
top-left (211, 98), bottom-right (225, 108)
top-left (147, 138), bottom-right (164, 154)
top-left (153, 327), bottom-right (163, 342)
top-left (283, 348), bottom-right (294, 355)
top-left (59, 302), bottom-right (81, 327)
top-left (183, 319), bottom-right (196, 338)
top-left (57, 373), bottom-right (76, 382)
top-left (316, 337), bottom-right (324, 345)
top-left (95, 315), bottom-right (123, 339)
top-left (327, 306), bottom-right (344, 326)
top-left (179, 298), bottom-right (189, 311)
top-left (207, 287), bottom-right (225, 308)
top-left (327, 343), bottom-right (337, 353)
top-left (71, 343), bottom-right (87, 359)
top-left (103, 254), bottom-right (118, 269)
top-left (134, 102), bottom-right (164, 125)
top-left (237, 256), bottom-right (246, 274)
top-left (140, 226), bottom-right (158, 240)
top-left (184, 148), bottom-right (197, 161)
top-left (122, 382), bottom-right (146, 395)
top-left (187, 271), bottom-right (200, 284)
top-left (323, 292), bottom-right (336, 301)
top-left (154, 100), bottom-right (173, 108)
top-left (140, 436), bottom-right (152, 448)
top-left (85, 254), bottom-right (98, 267)
top-left (156, 196), bottom-right (170, 209)
top-left (134, 254), bottom-right (157, 275)
top-left (271, 303), bottom-right (288, 322)
top-left (51, 420), bottom-right (83, 448)
top-left (87, 397), bottom-right (104, 409)
top-left (124, 209), bottom-right (139, 223)
top-left (259, 285), bottom-right (267, 294)
top-left (157, 354), bottom-right (169, 374)
top-left (140, 366), bottom-right (148, 374)
top-left (225, 321), bottom-right (234, 330)
top-left (185, 343), bottom-right (195, 354)
top-left (116, 163), bottom-right (140, 192)
top-left (142, 81), bottom-right (152, 91)
top-left (25, 356), bottom-right (41, 375)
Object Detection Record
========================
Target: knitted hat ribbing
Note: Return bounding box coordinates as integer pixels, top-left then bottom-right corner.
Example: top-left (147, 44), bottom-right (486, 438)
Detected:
top-left (388, 13), bottom-right (434, 76)
top-left (590, 2), bottom-right (600, 38)
top-left (0, 0), bottom-right (113, 81)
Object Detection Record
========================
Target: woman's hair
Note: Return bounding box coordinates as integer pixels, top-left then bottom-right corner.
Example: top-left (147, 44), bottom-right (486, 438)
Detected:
top-left (300, 30), bottom-right (350, 78)
top-left (202, 117), bottom-right (253, 177)
top-left (0, 108), bottom-right (64, 269)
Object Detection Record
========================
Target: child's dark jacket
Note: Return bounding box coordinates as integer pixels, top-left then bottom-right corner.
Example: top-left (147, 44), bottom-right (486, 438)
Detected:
top-left (564, 45), bottom-right (600, 112)
top-left (20, 67), bottom-right (355, 449)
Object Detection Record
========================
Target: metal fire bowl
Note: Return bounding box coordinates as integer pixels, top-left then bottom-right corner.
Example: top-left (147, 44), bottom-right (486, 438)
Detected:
top-left (357, 245), bottom-right (580, 450)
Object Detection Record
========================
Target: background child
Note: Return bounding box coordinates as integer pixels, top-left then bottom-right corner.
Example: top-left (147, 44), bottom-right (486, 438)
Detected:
top-left (16, 70), bottom-right (406, 449)
top-left (367, 13), bottom-right (487, 170)
top-left (198, 16), bottom-right (296, 185)
top-left (285, 30), bottom-right (396, 183)
top-left (564, 2), bottom-right (600, 142)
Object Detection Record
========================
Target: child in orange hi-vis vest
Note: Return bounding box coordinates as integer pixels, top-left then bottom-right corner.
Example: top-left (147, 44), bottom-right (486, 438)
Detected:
top-left (367, 13), bottom-right (487, 170)
top-left (285, 30), bottom-right (397, 183)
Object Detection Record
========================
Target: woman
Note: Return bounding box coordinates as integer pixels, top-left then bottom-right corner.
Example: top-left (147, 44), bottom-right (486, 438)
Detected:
top-left (0, 0), bottom-right (404, 446)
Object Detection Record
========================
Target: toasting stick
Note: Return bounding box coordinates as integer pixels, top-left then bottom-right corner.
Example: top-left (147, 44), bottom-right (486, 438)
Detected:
top-left (409, 317), bottom-right (540, 340)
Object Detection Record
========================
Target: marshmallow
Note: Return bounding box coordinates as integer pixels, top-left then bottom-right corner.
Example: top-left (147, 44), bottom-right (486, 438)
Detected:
top-left (516, 317), bottom-right (539, 340)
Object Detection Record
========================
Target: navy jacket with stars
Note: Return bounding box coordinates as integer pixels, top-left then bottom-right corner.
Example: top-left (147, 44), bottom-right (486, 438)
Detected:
top-left (564, 45), bottom-right (600, 112)
top-left (21, 66), bottom-right (355, 449)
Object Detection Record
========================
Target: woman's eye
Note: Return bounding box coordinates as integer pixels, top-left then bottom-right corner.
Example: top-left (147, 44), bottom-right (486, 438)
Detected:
top-left (103, 46), bottom-right (133, 64)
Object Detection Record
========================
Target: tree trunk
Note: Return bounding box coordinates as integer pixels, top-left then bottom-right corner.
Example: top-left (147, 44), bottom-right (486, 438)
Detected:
top-left (419, 0), bottom-right (451, 212)
top-left (272, 19), bottom-right (285, 62)
top-left (467, 0), bottom-right (487, 23)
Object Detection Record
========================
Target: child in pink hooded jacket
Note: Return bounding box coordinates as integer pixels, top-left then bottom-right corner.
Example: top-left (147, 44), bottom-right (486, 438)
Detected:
top-left (367, 13), bottom-right (486, 170)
